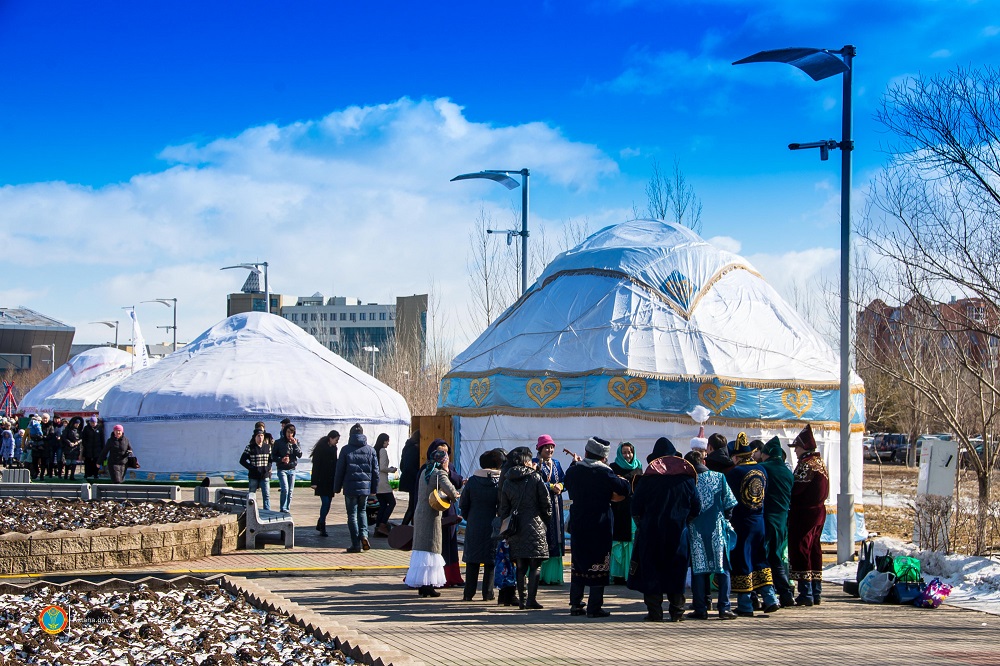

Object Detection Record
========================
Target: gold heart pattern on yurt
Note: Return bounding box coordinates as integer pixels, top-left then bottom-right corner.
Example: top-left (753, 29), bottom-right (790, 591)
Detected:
top-left (698, 382), bottom-right (737, 413)
top-left (526, 377), bottom-right (561, 407)
top-left (469, 378), bottom-right (490, 407)
top-left (781, 388), bottom-right (813, 418)
top-left (608, 376), bottom-right (647, 407)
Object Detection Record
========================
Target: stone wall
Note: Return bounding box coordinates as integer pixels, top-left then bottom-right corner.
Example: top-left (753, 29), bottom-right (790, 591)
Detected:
top-left (0, 513), bottom-right (239, 575)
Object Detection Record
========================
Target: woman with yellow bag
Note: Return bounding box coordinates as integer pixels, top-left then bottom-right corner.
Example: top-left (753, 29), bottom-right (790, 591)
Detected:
top-left (404, 440), bottom-right (459, 598)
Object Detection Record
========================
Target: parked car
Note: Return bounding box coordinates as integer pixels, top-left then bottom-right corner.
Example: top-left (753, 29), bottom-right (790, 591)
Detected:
top-left (960, 437), bottom-right (998, 467)
top-left (872, 433), bottom-right (909, 463)
top-left (863, 436), bottom-right (876, 461)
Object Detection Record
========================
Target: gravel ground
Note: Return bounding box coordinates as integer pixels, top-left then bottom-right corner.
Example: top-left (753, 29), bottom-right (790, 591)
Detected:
top-left (0, 583), bottom-right (348, 665)
top-left (0, 498), bottom-right (222, 534)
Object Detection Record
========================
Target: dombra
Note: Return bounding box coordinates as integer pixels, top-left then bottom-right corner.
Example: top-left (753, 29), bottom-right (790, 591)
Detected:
top-left (428, 488), bottom-right (451, 512)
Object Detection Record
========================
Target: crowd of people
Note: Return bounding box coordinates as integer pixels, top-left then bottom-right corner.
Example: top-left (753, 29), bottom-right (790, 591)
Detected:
top-left (403, 423), bottom-right (830, 621)
top-left (0, 413), bottom-right (138, 483)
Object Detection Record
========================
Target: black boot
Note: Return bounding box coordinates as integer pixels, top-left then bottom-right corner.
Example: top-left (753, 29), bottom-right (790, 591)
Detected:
top-left (516, 576), bottom-right (527, 610)
top-left (525, 572), bottom-right (543, 609)
top-left (812, 580), bottom-right (822, 606)
top-left (795, 580), bottom-right (814, 606)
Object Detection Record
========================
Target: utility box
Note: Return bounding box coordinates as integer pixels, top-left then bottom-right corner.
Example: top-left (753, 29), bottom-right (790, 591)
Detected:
top-left (914, 439), bottom-right (959, 550)
top-left (917, 439), bottom-right (959, 496)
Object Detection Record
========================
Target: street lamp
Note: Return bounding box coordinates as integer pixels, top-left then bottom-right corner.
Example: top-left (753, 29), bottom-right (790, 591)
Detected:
top-left (143, 298), bottom-right (178, 352)
top-left (31, 344), bottom-right (55, 375)
top-left (89, 320), bottom-right (119, 348)
top-left (734, 45), bottom-right (856, 564)
top-left (221, 262), bottom-right (270, 314)
top-left (362, 345), bottom-right (379, 375)
top-left (452, 169), bottom-right (530, 295)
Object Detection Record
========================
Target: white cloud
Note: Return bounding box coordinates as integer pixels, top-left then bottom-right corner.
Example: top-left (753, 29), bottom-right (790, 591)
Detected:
top-left (985, 26), bottom-right (1000, 36)
top-left (930, 49), bottom-right (952, 59)
top-left (1, 98), bottom-right (619, 350)
top-left (706, 235), bottom-right (742, 253)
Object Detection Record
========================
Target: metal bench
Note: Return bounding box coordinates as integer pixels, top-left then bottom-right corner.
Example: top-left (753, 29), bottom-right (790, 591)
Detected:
top-left (0, 468), bottom-right (30, 484)
top-left (0, 483), bottom-right (92, 500)
top-left (214, 488), bottom-right (294, 549)
top-left (92, 484), bottom-right (180, 501)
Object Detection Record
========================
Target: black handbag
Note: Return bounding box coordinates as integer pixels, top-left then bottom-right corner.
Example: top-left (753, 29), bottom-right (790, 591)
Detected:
top-left (498, 480), bottom-right (524, 539)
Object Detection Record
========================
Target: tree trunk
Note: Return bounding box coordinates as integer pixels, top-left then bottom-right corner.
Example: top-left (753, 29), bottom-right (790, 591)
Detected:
top-left (976, 470), bottom-right (992, 556)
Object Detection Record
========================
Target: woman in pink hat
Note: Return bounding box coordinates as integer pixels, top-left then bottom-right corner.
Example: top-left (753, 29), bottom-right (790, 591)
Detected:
top-left (532, 434), bottom-right (567, 585)
top-left (99, 424), bottom-right (134, 484)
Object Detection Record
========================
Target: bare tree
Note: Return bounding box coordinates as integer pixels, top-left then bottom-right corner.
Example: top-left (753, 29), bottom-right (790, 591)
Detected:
top-left (643, 157), bottom-right (703, 234)
top-left (466, 206), bottom-right (513, 334)
top-left (857, 65), bottom-right (1000, 553)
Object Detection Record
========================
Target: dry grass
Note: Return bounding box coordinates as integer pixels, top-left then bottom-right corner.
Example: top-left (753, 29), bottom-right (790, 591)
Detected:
top-left (862, 461), bottom-right (1000, 554)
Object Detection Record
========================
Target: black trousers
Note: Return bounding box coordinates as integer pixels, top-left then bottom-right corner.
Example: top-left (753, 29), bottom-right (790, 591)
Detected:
top-left (569, 579), bottom-right (605, 613)
top-left (401, 486), bottom-right (418, 526)
top-left (464, 562), bottom-right (495, 599)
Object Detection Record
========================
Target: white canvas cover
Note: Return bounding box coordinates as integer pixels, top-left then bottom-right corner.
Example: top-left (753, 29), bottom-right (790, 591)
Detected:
top-left (440, 220), bottom-right (865, 539)
top-left (36, 367), bottom-right (134, 414)
top-left (100, 312), bottom-right (411, 479)
top-left (20, 347), bottom-right (133, 415)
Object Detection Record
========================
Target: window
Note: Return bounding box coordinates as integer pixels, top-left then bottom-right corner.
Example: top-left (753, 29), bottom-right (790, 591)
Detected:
top-left (310, 327), bottom-right (317, 334)
top-left (968, 305), bottom-right (986, 323)
top-left (290, 313), bottom-right (298, 321)
top-left (388, 311), bottom-right (395, 320)
top-left (380, 312), bottom-right (387, 321)
top-left (360, 313), bottom-right (366, 321)
top-left (340, 313), bottom-right (346, 321)
top-left (350, 313), bottom-right (356, 322)
top-left (321, 327), bottom-right (327, 334)
top-left (310, 313), bottom-right (317, 321)
top-left (329, 341), bottom-right (335, 350)
top-left (330, 327), bottom-right (336, 335)
top-left (321, 313), bottom-right (327, 321)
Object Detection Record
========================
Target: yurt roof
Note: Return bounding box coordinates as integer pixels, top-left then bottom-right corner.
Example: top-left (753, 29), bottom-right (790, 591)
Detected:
top-left (100, 312), bottom-right (409, 425)
top-left (20, 346), bottom-right (134, 414)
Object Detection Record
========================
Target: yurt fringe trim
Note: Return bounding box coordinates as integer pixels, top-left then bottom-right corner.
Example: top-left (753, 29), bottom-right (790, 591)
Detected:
top-left (443, 369), bottom-right (866, 393)
top-left (437, 406), bottom-right (866, 432)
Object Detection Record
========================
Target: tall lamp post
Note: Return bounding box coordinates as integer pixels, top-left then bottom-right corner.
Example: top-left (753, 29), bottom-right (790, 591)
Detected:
top-left (31, 344), bottom-right (55, 374)
top-left (452, 169), bottom-right (530, 295)
top-left (90, 320), bottom-right (120, 348)
top-left (221, 262), bottom-right (270, 314)
top-left (362, 345), bottom-right (379, 376)
top-left (734, 45), bottom-right (856, 564)
top-left (143, 298), bottom-right (178, 352)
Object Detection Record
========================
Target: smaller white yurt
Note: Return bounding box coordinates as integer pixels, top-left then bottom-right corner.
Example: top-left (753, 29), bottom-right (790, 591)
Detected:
top-left (41, 367), bottom-right (134, 415)
top-left (99, 312), bottom-right (411, 480)
top-left (20, 347), bottom-right (134, 415)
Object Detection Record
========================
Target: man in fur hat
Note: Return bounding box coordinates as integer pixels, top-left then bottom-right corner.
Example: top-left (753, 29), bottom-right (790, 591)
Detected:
top-left (787, 423), bottom-right (829, 606)
top-left (724, 433), bottom-right (780, 616)
top-left (564, 436), bottom-right (630, 618)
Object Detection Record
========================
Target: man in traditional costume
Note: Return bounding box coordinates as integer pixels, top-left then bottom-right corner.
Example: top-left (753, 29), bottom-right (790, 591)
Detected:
top-left (756, 436), bottom-right (796, 607)
top-left (787, 423), bottom-right (830, 606)
top-left (685, 447), bottom-right (737, 620)
top-left (628, 437), bottom-right (700, 622)
top-left (725, 433), bottom-right (780, 616)
top-left (564, 436), bottom-right (630, 618)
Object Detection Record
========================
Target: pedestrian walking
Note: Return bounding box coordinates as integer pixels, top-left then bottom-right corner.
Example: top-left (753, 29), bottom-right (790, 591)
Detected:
top-left (239, 426), bottom-right (273, 510)
top-left (333, 424), bottom-right (379, 553)
top-left (627, 437), bottom-right (700, 622)
top-left (397, 430), bottom-right (420, 526)
top-left (310, 430), bottom-right (340, 537)
top-left (373, 433), bottom-right (398, 537)
top-left (788, 424), bottom-right (829, 606)
top-left (100, 424), bottom-right (134, 484)
top-left (564, 436), bottom-right (630, 618)
top-left (404, 441), bottom-right (458, 597)
top-left (81, 416), bottom-right (103, 480)
top-left (272, 423), bottom-right (302, 513)
top-left (460, 448), bottom-right (503, 601)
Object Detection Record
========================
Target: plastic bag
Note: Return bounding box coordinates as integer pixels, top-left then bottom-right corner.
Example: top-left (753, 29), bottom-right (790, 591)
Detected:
top-left (915, 577), bottom-right (953, 609)
top-left (859, 570), bottom-right (895, 604)
top-left (893, 556), bottom-right (922, 583)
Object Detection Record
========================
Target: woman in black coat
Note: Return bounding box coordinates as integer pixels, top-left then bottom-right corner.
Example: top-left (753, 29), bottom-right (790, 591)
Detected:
top-left (397, 431), bottom-right (421, 526)
top-left (309, 430), bottom-right (340, 537)
top-left (498, 447), bottom-right (550, 610)
top-left (460, 448), bottom-right (503, 601)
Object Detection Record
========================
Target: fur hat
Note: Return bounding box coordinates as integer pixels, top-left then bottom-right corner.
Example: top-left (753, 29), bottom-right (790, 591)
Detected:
top-left (793, 423), bottom-right (817, 451)
top-left (585, 436), bottom-right (611, 459)
top-left (690, 425), bottom-right (708, 451)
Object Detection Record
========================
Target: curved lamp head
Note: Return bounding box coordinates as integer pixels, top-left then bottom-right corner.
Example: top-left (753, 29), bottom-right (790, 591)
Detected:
top-left (733, 47), bottom-right (849, 81)
top-left (451, 171), bottom-right (520, 190)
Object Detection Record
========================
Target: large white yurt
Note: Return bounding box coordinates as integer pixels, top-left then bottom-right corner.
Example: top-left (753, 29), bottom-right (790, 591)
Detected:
top-left (20, 346), bottom-right (134, 415)
top-left (439, 219), bottom-right (865, 538)
top-left (100, 312), bottom-right (411, 480)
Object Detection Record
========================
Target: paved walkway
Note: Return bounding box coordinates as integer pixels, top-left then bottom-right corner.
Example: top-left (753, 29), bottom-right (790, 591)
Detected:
top-left (9, 488), bottom-right (1000, 665)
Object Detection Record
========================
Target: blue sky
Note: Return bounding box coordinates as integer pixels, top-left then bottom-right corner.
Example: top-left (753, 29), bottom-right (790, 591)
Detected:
top-left (3, 1), bottom-right (999, 352)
